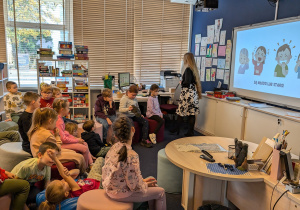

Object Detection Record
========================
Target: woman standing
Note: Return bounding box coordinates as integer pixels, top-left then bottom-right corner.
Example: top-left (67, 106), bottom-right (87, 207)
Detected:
top-left (171, 52), bottom-right (202, 136)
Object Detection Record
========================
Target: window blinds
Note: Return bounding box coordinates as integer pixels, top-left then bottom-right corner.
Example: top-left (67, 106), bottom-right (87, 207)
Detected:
top-left (73, 0), bottom-right (134, 87)
top-left (133, 0), bottom-right (190, 84)
top-left (0, 2), bottom-right (6, 62)
top-left (74, 0), bottom-right (190, 87)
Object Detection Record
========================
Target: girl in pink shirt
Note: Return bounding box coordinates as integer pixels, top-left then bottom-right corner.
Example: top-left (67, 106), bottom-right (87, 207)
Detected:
top-left (102, 116), bottom-right (166, 210)
top-left (53, 98), bottom-right (93, 169)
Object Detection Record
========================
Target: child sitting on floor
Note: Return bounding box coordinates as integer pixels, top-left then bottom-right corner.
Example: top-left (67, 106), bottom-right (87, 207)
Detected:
top-left (4, 81), bottom-right (25, 122)
top-left (39, 152), bottom-right (105, 209)
top-left (18, 91), bottom-right (40, 155)
top-left (119, 85), bottom-right (152, 148)
top-left (11, 142), bottom-right (59, 206)
top-left (53, 98), bottom-right (94, 170)
top-left (102, 116), bottom-right (166, 210)
top-left (81, 120), bottom-right (111, 158)
top-left (146, 84), bottom-right (164, 144)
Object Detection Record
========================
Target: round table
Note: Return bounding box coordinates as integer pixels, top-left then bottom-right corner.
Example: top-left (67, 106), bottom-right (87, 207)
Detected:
top-left (165, 136), bottom-right (268, 210)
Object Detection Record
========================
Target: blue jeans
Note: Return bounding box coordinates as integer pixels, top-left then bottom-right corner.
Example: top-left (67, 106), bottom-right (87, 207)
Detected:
top-left (96, 115), bottom-right (117, 141)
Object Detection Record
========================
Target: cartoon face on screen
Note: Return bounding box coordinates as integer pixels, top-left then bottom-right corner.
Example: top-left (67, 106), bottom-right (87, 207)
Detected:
top-left (294, 54), bottom-right (300, 79)
top-left (238, 48), bottom-right (249, 74)
top-left (274, 44), bottom-right (292, 78)
top-left (252, 46), bottom-right (266, 76)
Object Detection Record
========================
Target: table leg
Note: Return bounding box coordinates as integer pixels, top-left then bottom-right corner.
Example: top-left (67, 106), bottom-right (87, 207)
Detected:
top-left (193, 175), bottom-right (228, 209)
top-left (182, 169), bottom-right (195, 210)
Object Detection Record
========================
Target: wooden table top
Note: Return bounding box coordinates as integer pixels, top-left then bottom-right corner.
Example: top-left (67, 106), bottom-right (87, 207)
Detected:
top-left (165, 136), bottom-right (269, 182)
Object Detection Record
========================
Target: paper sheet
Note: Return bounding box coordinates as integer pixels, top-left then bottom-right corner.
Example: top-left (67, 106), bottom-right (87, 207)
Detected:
top-left (212, 58), bottom-right (218, 66)
top-left (195, 34), bottom-right (201, 43)
top-left (212, 44), bottom-right (218, 57)
top-left (220, 30), bottom-right (226, 45)
top-left (206, 68), bottom-right (211, 81)
top-left (224, 70), bottom-right (230, 84)
top-left (206, 44), bottom-right (213, 57)
top-left (207, 25), bottom-right (215, 39)
top-left (201, 37), bottom-right (208, 47)
top-left (211, 68), bottom-right (216, 81)
top-left (218, 46), bottom-right (226, 57)
top-left (216, 69), bottom-right (225, 80)
top-left (200, 69), bottom-right (205, 81)
top-left (225, 48), bottom-right (232, 69)
top-left (217, 58), bottom-right (225, 69)
top-left (201, 56), bottom-right (206, 70)
top-left (205, 57), bottom-right (212, 67)
top-left (196, 57), bottom-right (201, 70)
top-left (200, 46), bottom-right (206, 56)
top-left (195, 44), bottom-right (200, 56)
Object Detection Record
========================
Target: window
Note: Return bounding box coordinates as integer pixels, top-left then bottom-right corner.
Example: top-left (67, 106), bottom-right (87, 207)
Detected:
top-left (133, 0), bottom-right (190, 84)
top-left (73, 0), bottom-right (134, 87)
top-left (3, 0), bottom-right (73, 88)
top-left (74, 0), bottom-right (190, 86)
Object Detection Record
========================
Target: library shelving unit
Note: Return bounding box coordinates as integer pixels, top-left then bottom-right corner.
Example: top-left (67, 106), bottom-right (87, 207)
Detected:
top-left (36, 58), bottom-right (90, 123)
top-left (0, 63), bottom-right (8, 121)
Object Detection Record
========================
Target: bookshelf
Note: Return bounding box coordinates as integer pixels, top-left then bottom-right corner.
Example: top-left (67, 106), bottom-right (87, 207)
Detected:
top-left (0, 63), bottom-right (8, 121)
top-left (36, 58), bottom-right (90, 123)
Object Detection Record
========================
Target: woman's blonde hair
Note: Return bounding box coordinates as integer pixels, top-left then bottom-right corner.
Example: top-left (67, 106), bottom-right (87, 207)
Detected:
top-left (183, 53), bottom-right (202, 99)
top-left (28, 108), bottom-right (58, 140)
top-left (53, 98), bottom-right (68, 113)
top-left (38, 180), bottom-right (67, 210)
top-left (65, 122), bottom-right (78, 136)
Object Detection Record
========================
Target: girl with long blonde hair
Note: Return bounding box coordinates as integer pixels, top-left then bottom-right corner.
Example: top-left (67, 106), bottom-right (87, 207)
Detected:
top-left (170, 52), bottom-right (202, 136)
top-left (28, 107), bottom-right (86, 173)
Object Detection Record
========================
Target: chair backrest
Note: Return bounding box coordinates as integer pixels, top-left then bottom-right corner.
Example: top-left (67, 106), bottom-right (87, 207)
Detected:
top-left (173, 84), bottom-right (181, 105)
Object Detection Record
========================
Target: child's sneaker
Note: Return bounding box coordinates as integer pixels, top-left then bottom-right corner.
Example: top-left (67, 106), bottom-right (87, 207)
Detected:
top-left (149, 133), bottom-right (157, 144)
top-left (140, 139), bottom-right (153, 148)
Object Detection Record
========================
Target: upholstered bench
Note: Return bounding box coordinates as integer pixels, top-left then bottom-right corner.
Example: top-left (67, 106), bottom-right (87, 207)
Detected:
top-left (132, 121), bottom-right (141, 144)
top-left (157, 148), bottom-right (183, 193)
top-left (145, 117), bottom-right (165, 143)
top-left (0, 142), bottom-right (31, 171)
top-left (77, 189), bottom-right (133, 210)
top-left (132, 119), bottom-right (165, 144)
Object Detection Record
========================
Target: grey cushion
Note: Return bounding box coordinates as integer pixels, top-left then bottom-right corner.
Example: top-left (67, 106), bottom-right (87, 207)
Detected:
top-left (157, 148), bottom-right (183, 194)
top-left (0, 142), bottom-right (31, 171)
top-left (0, 121), bottom-right (19, 132)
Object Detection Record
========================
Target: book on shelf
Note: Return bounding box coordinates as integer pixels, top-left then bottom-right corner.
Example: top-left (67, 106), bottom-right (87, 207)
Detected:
top-left (75, 56), bottom-right (89, 60)
top-left (75, 53), bottom-right (88, 57)
top-left (75, 45), bottom-right (88, 49)
top-left (59, 50), bottom-right (73, 54)
top-left (59, 41), bottom-right (72, 45)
